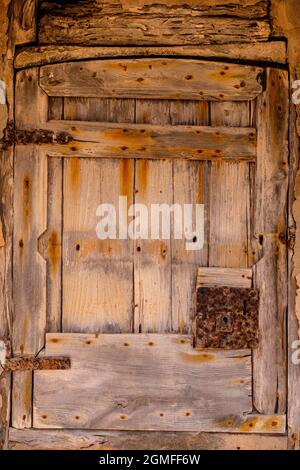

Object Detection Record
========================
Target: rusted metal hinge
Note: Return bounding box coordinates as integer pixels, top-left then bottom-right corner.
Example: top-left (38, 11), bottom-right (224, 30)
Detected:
top-left (0, 339), bottom-right (70, 372)
top-left (194, 286), bottom-right (259, 349)
top-left (0, 121), bottom-right (72, 149)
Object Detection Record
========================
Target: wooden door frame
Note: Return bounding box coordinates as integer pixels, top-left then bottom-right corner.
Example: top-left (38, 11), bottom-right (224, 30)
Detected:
top-left (1, 0), bottom-right (300, 451)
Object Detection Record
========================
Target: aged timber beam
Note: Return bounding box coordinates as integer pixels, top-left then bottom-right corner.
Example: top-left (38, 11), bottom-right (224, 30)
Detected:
top-left (14, 43), bottom-right (287, 69)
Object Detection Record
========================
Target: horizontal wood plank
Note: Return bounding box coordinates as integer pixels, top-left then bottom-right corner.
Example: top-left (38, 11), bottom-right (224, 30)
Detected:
top-left (197, 267), bottom-right (253, 289)
top-left (40, 121), bottom-right (257, 161)
top-left (39, 1), bottom-right (269, 20)
top-left (8, 428), bottom-right (287, 450)
top-left (15, 43), bottom-right (287, 69)
top-left (33, 333), bottom-right (253, 431)
top-left (39, 59), bottom-right (264, 101)
top-left (38, 2), bottom-right (270, 46)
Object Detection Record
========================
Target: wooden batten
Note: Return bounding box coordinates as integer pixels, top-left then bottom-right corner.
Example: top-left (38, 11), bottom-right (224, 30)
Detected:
top-left (38, 121), bottom-right (257, 161)
top-left (39, 59), bottom-right (264, 101)
top-left (8, 428), bottom-right (288, 451)
top-left (15, 43), bottom-right (287, 69)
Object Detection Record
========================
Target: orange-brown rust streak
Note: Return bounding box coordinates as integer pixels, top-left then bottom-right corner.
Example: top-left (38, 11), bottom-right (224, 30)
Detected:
top-left (239, 417), bottom-right (259, 432)
top-left (70, 157), bottom-right (80, 192)
top-left (48, 231), bottom-right (60, 275)
top-left (22, 175), bottom-right (31, 225)
top-left (120, 159), bottom-right (133, 199)
top-left (179, 352), bottom-right (215, 363)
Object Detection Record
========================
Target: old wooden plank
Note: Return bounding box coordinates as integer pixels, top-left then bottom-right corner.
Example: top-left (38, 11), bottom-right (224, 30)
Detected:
top-left (38, 6), bottom-right (270, 46)
top-left (62, 98), bottom-right (134, 334)
top-left (33, 333), bottom-right (254, 431)
top-left (39, 60), bottom-right (264, 102)
top-left (171, 101), bottom-right (209, 334)
top-left (197, 267), bottom-right (252, 289)
top-left (253, 69), bottom-right (289, 415)
top-left (12, 0), bottom-right (38, 46)
top-left (38, 157), bottom-right (63, 333)
top-left (8, 428), bottom-right (288, 450)
top-left (209, 102), bottom-right (251, 269)
top-left (288, 99), bottom-right (300, 450)
top-left (12, 68), bottom-right (48, 428)
top-left (15, 43), bottom-right (287, 69)
top-left (40, 121), bottom-right (257, 161)
top-left (134, 100), bottom-right (172, 333)
top-left (39, 1), bottom-right (269, 20)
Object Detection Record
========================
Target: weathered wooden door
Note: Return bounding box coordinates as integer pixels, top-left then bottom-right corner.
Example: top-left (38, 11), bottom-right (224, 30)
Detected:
top-left (12, 58), bottom-right (288, 436)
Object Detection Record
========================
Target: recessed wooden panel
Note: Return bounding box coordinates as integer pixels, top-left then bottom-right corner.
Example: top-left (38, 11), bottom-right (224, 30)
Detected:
top-left (33, 333), bottom-right (252, 431)
top-left (39, 59), bottom-right (263, 101)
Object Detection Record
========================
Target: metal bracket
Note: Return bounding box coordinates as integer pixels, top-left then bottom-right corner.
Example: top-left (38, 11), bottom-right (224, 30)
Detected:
top-left (0, 339), bottom-right (70, 372)
top-left (194, 286), bottom-right (259, 349)
top-left (0, 121), bottom-right (72, 149)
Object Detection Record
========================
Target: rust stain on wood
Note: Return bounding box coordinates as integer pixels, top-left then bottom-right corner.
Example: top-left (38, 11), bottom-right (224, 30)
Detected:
top-left (48, 231), bottom-right (60, 275)
top-left (22, 175), bottom-right (31, 224)
top-left (120, 159), bottom-right (133, 198)
top-left (70, 157), bottom-right (80, 192)
top-left (179, 352), bottom-right (215, 363)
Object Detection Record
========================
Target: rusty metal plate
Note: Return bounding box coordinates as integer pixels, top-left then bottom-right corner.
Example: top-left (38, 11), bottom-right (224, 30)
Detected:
top-left (194, 287), bottom-right (259, 349)
top-left (1, 356), bottom-right (71, 372)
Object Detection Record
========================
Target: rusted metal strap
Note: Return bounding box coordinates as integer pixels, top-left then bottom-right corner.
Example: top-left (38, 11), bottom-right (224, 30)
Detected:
top-left (0, 121), bottom-right (72, 149)
top-left (194, 286), bottom-right (259, 349)
top-left (2, 356), bottom-right (71, 372)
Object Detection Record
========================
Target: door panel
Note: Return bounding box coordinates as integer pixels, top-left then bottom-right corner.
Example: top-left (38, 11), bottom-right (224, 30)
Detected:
top-left (13, 60), bottom-right (288, 432)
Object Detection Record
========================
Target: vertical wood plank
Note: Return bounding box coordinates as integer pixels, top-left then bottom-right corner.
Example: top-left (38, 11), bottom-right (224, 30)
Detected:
top-left (134, 100), bottom-right (172, 332)
top-left (253, 69), bottom-right (289, 414)
top-left (171, 101), bottom-right (209, 333)
top-left (62, 158), bottom-right (134, 333)
top-left (12, 68), bottom-right (48, 428)
top-left (209, 102), bottom-right (251, 268)
top-left (62, 97), bottom-right (135, 333)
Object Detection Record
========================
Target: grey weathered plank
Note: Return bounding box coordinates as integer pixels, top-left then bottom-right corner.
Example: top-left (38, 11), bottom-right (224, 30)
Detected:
top-left (33, 333), bottom-right (253, 431)
top-left (39, 60), bottom-right (264, 101)
top-left (40, 121), bottom-right (257, 161)
top-left (8, 428), bottom-right (287, 450)
top-left (15, 43), bottom-right (287, 69)
top-left (253, 69), bottom-right (289, 415)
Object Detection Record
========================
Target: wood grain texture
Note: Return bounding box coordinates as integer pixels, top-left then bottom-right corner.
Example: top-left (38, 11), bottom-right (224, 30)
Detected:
top-left (38, 1), bottom-right (270, 46)
top-left (33, 333), bottom-right (254, 431)
top-left (39, 1), bottom-right (269, 20)
top-left (15, 43), bottom-right (287, 70)
top-left (62, 98), bottom-right (134, 334)
top-left (288, 101), bottom-right (300, 450)
top-left (8, 428), bottom-right (287, 450)
top-left (209, 102), bottom-right (251, 269)
top-left (41, 121), bottom-right (257, 161)
top-left (197, 267), bottom-right (252, 289)
top-left (39, 60), bottom-right (264, 101)
top-left (12, 0), bottom-right (37, 46)
top-left (12, 68), bottom-right (48, 429)
top-left (253, 69), bottom-right (289, 415)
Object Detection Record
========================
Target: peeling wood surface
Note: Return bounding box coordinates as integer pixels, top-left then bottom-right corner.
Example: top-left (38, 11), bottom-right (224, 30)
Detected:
top-left (33, 333), bottom-right (253, 431)
top-left (38, 1), bottom-right (270, 46)
top-left (39, 59), bottom-right (264, 102)
top-left (252, 68), bottom-right (289, 415)
top-left (39, 0), bottom-right (269, 20)
top-left (39, 121), bottom-right (257, 161)
top-left (8, 428), bottom-right (288, 451)
top-left (15, 42), bottom-right (287, 69)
